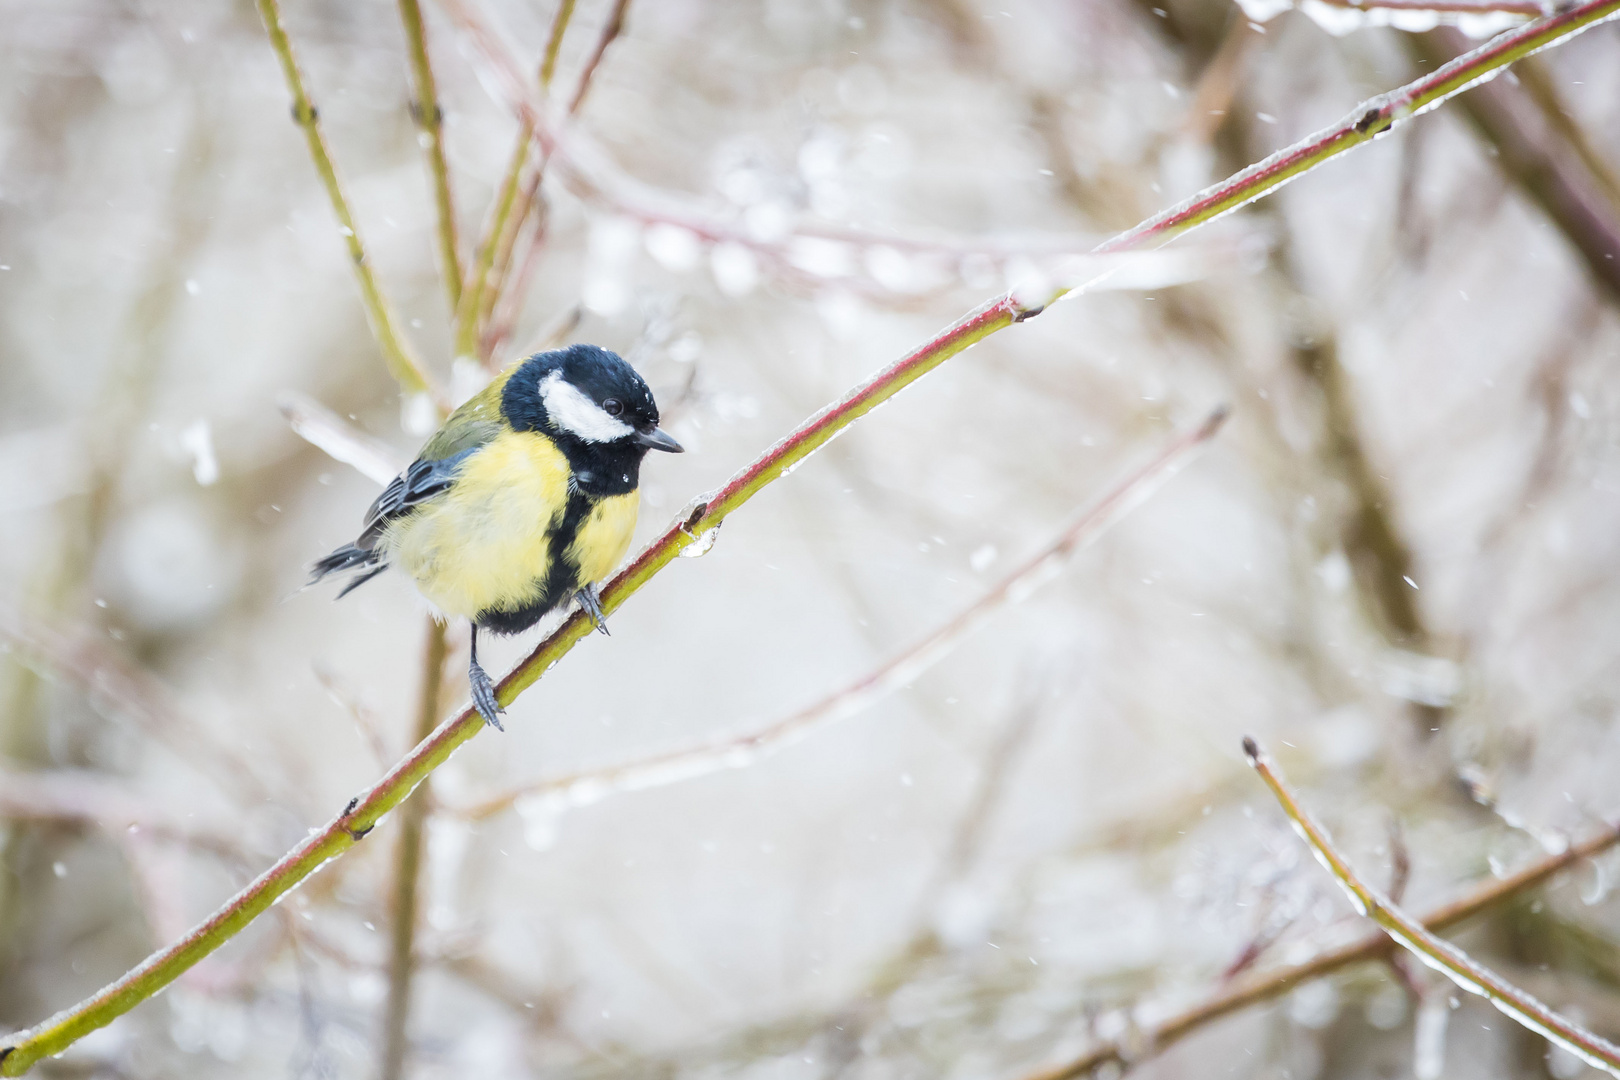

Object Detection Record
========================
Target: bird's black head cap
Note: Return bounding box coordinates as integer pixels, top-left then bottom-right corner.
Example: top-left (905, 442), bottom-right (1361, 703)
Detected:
top-left (502, 344), bottom-right (681, 495)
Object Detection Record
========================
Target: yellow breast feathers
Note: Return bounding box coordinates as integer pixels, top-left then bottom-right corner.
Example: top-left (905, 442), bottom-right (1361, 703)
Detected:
top-left (381, 430), bottom-right (640, 620)
top-left (569, 490), bottom-right (640, 587)
top-left (384, 431), bottom-right (568, 619)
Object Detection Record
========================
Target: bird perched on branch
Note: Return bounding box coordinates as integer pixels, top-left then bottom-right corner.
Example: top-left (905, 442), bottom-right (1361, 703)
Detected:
top-left (310, 344), bottom-right (683, 729)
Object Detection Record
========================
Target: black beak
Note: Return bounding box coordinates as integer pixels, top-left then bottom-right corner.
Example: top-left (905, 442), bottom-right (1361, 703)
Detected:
top-left (634, 426), bottom-right (684, 453)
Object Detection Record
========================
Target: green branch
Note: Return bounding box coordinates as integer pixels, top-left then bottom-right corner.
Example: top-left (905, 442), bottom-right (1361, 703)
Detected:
top-left (256, 0), bottom-right (443, 406)
top-left (396, 0), bottom-right (465, 314)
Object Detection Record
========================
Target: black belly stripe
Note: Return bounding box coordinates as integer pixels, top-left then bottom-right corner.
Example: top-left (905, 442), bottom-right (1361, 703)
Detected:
top-left (475, 489), bottom-right (595, 636)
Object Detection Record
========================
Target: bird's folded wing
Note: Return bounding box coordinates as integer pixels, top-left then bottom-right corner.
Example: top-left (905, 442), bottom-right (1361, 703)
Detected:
top-left (356, 374), bottom-right (509, 549)
top-left (357, 446), bottom-right (478, 548)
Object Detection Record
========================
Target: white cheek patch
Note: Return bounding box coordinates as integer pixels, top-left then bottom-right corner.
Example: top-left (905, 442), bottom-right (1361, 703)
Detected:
top-left (540, 371), bottom-right (636, 443)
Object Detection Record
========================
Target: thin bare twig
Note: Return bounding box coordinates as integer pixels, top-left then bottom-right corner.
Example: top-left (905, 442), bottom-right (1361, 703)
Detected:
top-left (565, 0), bottom-right (630, 116)
top-left (1018, 814), bottom-right (1620, 1080)
top-left (6, 6), bottom-right (1618, 1068)
top-left (481, 209), bottom-right (555, 360)
top-left (1408, 27), bottom-right (1620, 305)
top-left (458, 0), bottom-right (629, 369)
top-left (457, 407), bottom-right (1227, 822)
top-left (396, 0), bottom-right (464, 313)
top-left (1245, 737), bottom-right (1620, 1077)
top-left (378, 622), bottom-right (448, 1080)
top-left (1314, 0), bottom-right (1543, 15)
top-left (454, 134), bottom-right (534, 366)
top-left (0, 765), bottom-right (241, 863)
top-left (1179, 15), bottom-right (1260, 146)
top-left (450, 0), bottom-right (578, 367)
top-left (540, 0), bottom-right (578, 90)
top-left (254, 0), bottom-right (443, 407)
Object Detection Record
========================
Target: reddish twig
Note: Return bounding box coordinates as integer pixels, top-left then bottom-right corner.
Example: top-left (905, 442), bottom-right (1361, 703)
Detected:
top-left (456, 407), bottom-right (1226, 823)
top-left (455, 0), bottom-right (629, 369)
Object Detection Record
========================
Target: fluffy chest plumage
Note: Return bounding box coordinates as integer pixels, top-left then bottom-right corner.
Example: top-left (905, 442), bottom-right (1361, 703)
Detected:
top-left (381, 430), bottom-right (639, 624)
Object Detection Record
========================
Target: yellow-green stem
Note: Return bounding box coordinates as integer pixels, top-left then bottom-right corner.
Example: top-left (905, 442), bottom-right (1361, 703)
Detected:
top-left (256, 0), bottom-right (440, 405)
top-left (396, 0), bottom-right (464, 314)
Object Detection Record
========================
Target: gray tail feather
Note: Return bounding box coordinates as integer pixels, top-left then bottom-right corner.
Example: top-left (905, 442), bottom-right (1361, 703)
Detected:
top-left (310, 544), bottom-right (388, 598)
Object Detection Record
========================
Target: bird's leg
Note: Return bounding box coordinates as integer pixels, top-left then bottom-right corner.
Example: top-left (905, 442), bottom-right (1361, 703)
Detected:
top-left (467, 623), bottom-right (505, 730)
top-left (575, 583), bottom-right (610, 636)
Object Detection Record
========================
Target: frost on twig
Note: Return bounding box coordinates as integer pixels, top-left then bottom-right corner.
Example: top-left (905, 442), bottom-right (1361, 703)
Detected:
top-left (1245, 737), bottom-right (1620, 1077)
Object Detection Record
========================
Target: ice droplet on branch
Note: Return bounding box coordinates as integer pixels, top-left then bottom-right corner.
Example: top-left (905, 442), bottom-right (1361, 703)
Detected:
top-left (680, 524), bottom-right (722, 558)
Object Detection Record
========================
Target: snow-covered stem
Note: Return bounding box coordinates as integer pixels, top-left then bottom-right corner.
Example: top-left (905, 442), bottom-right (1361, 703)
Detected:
top-left (457, 407), bottom-right (1227, 823)
top-left (1244, 737), bottom-right (1620, 1077)
top-left (396, 0), bottom-right (464, 314)
top-left (254, 0), bottom-right (442, 407)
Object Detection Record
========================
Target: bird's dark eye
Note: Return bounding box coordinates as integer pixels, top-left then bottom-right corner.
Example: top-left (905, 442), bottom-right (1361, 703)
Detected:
top-left (603, 398), bottom-right (624, 417)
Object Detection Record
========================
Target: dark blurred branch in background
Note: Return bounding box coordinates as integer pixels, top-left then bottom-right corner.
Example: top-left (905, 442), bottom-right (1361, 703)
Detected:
top-left (1128, 0), bottom-right (1448, 730)
top-left (1514, 55), bottom-right (1620, 209)
top-left (1409, 28), bottom-right (1620, 306)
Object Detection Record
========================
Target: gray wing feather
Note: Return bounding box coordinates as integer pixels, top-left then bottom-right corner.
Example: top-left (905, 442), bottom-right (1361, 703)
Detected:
top-left (356, 447), bottom-right (476, 549)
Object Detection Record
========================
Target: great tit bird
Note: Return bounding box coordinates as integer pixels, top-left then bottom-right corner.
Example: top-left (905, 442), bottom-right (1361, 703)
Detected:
top-left (310, 343), bottom-right (683, 729)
